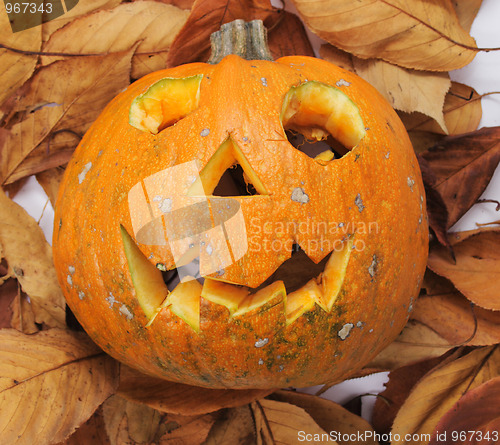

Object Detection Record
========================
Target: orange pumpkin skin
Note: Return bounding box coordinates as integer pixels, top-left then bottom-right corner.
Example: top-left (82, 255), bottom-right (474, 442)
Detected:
top-left (53, 53), bottom-right (428, 389)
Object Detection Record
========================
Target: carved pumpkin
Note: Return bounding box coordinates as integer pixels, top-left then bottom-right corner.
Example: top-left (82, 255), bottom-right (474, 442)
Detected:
top-left (53, 20), bottom-right (428, 389)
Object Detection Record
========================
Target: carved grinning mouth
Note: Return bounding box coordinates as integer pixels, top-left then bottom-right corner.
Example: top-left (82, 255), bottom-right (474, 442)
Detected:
top-left (121, 225), bottom-right (352, 331)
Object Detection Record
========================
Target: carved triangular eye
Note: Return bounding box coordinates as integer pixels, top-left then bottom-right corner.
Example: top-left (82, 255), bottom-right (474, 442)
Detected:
top-left (281, 81), bottom-right (365, 163)
top-left (188, 138), bottom-right (268, 196)
top-left (129, 75), bottom-right (203, 134)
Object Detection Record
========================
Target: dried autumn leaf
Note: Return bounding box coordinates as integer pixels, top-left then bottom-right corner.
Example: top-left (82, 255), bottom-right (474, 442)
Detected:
top-left (429, 376), bottom-right (500, 445)
top-left (102, 395), bottom-right (163, 445)
top-left (0, 4), bottom-right (41, 106)
top-left (372, 354), bottom-right (451, 435)
top-left (413, 272), bottom-right (500, 345)
top-left (400, 82), bottom-right (483, 135)
top-left (367, 320), bottom-right (452, 371)
top-left (267, 11), bottom-right (315, 59)
top-left (42, 2), bottom-right (189, 79)
top-left (453, 0), bottom-right (483, 33)
top-left (9, 288), bottom-right (38, 334)
top-left (166, 0), bottom-right (280, 67)
top-left (391, 346), bottom-right (500, 442)
top-left (0, 188), bottom-right (65, 327)
top-left (417, 154), bottom-right (450, 249)
top-left (0, 277), bottom-right (17, 329)
top-left (428, 231), bottom-right (500, 310)
top-left (420, 126), bottom-right (500, 228)
top-left (252, 399), bottom-right (333, 445)
top-left (353, 58), bottom-right (451, 133)
top-left (270, 390), bottom-right (378, 445)
top-left (41, 0), bottom-right (122, 42)
top-left (204, 406), bottom-right (256, 445)
top-left (0, 49), bottom-right (133, 185)
top-left (0, 329), bottom-right (119, 445)
top-left (319, 44), bottom-right (355, 73)
top-left (59, 409), bottom-right (110, 445)
top-left (117, 365), bottom-right (274, 416)
top-left (158, 413), bottom-right (219, 444)
top-left (36, 167), bottom-right (66, 208)
top-left (290, 0), bottom-right (478, 71)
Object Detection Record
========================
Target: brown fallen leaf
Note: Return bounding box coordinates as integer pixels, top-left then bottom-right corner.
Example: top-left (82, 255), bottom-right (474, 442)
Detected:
top-left (319, 44), bottom-right (355, 72)
top-left (158, 412), bottom-right (219, 444)
top-left (270, 390), bottom-right (378, 445)
top-left (36, 167), bottom-right (66, 208)
top-left (9, 287), bottom-right (39, 334)
top-left (367, 320), bottom-right (452, 371)
top-left (453, 0), bottom-right (483, 33)
top-left (166, 0), bottom-right (280, 67)
top-left (0, 277), bottom-right (17, 329)
top-left (427, 231), bottom-right (500, 311)
top-left (400, 82), bottom-right (483, 136)
top-left (41, 0), bottom-right (122, 42)
top-left (102, 395), bottom-right (163, 445)
top-left (290, 0), bottom-right (478, 71)
top-left (429, 375), bottom-right (500, 445)
top-left (420, 126), bottom-right (500, 228)
top-left (0, 329), bottom-right (119, 445)
top-left (267, 11), bottom-right (315, 59)
top-left (417, 154), bottom-right (450, 249)
top-left (0, 48), bottom-right (134, 185)
top-left (0, 188), bottom-right (65, 327)
top-left (372, 354), bottom-right (452, 435)
top-left (58, 408), bottom-right (111, 445)
top-left (353, 58), bottom-right (451, 133)
top-left (391, 346), bottom-right (500, 442)
top-left (204, 406), bottom-right (256, 445)
top-left (117, 364), bottom-right (274, 416)
top-left (0, 5), bottom-right (41, 106)
top-left (252, 398), bottom-right (334, 445)
top-left (42, 2), bottom-right (189, 79)
top-left (413, 274), bottom-right (500, 346)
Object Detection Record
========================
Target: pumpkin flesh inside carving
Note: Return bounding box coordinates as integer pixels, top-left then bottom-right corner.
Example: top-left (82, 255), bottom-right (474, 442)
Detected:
top-left (121, 224), bottom-right (352, 331)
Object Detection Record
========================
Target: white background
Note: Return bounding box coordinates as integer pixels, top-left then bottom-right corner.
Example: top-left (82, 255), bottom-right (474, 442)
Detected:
top-left (12, 0), bottom-right (500, 422)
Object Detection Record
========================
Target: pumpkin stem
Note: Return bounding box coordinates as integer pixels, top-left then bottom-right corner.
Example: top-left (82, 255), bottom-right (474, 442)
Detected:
top-left (208, 19), bottom-right (273, 64)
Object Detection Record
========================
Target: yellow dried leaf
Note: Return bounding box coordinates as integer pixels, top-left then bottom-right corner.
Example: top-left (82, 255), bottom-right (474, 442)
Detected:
top-left (41, 0), bottom-right (122, 42)
top-left (270, 390), bottom-right (378, 445)
top-left (102, 395), bottom-right (162, 445)
top-left (368, 320), bottom-right (452, 370)
top-left (391, 346), bottom-right (500, 442)
top-left (0, 49), bottom-right (133, 185)
top-left (117, 365), bottom-right (273, 415)
top-left (0, 329), bottom-right (119, 445)
top-left (0, 188), bottom-right (65, 327)
top-left (400, 82), bottom-right (482, 135)
top-left (353, 58), bottom-right (451, 133)
top-left (428, 231), bottom-right (500, 310)
top-left (252, 399), bottom-right (335, 445)
top-left (42, 2), bottom-right (189, 79)
top-left (291, 0), bottom-right (477, 71)
top-left (0, 3), bottom-right (41, 106)
top-left (36, 167), bottom-right (66, 208)
top-left (204, 406), bottom-right (256, 445)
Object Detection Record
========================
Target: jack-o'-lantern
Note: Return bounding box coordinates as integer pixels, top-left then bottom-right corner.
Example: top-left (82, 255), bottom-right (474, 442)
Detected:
top-left (53, 20), bottom-right (428, 389)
